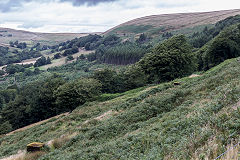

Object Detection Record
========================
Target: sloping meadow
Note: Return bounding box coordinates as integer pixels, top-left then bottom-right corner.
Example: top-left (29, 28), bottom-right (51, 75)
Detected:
top-left (0, 58), bottom-right (240, 159)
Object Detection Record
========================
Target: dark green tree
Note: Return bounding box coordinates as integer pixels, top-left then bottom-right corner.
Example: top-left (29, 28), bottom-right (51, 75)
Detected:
top-left (33, 68), bottom-right (40, 74)
top-left (54, 53), bottom-right (61, 59)
top-left (138, 35), bottom-right (196, 82)
top-left (123, 65), bottom-right (147, 90)
top-left (84, 42), bottom-right (91, 50)
top-left (9, 41), bottom-right (14, 47)
top-left (66, 55), bottom-right (74, 61)
top-left (54, 78), bottom-right (102, 112)
top-left (79, 54), bottom-right (86, 60)
top-left (6, 64), bottom-right (25, 75)
top-left (136, 33), bottom-right (147, 43)
top-left (93, 69), bottom-right (121, 93)
top-left (46, 57), bottom-right (51, 64)
top-left (0, 76), bottom-right (65, 131)
top-left (198, 24), bottom-right (240, 70)
top-left (34, 56), bottom-right (51, 67)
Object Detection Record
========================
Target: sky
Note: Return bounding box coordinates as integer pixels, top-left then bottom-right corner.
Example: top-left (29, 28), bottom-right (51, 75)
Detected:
top-left (0, 0), bottom-right (239, 33)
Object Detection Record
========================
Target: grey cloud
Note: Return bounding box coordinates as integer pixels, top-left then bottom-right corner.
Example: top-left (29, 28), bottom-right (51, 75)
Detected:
top-left (59, 0), bottom-right (118, 6)
top-left (0, 0), bottom-right (40, 12)
top-left (0, 0), bottom-right (118, 12)
top-left (0, 0), bottom-right (24, 12)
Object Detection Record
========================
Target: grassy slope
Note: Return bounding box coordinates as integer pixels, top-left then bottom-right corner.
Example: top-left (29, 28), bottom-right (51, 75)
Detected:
top-left (0, 58), bottom-right (240, 159)
top-left (105, 9), bottom-right (240, 37)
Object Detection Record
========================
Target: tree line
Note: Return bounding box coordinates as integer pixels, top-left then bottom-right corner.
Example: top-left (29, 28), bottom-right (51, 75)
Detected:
top-left (189, 15), bottom-right (240, 48)
top-left (0, 76), bottom-right (101, 134)
top-left (86, 43), bottom-right (152, 65)
top-left (0, 46), bottom-right (41, 66)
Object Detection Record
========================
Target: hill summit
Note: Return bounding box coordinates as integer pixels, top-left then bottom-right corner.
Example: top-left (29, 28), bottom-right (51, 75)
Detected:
top-left (105, 9), bottom-right (240, 36)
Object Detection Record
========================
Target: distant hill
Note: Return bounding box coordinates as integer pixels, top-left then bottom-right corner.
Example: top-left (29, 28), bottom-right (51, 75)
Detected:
top-left (0, 27), bottom-right (91, 46)
top-left (104, 9), bottom-right (240, 36)
top-left (2, 9), bottom-right (240, 47)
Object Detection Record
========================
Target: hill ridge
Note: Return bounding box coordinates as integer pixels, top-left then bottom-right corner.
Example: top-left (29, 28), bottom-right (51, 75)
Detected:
top-left (104, 9), bottom-right (240, 35)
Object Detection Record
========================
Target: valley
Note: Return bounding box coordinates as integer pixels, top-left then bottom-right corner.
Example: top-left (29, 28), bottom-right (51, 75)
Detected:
top-left (0, 9), bottom-right (240, 160)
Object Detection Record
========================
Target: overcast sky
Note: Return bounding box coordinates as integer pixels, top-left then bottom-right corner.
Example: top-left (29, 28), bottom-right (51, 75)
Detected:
top-left (0, 0), bottom-right (239, 33)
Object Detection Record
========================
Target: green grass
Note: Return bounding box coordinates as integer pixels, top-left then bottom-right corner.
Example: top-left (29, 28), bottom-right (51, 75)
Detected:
top-left (96, 86), bottom-right (147, 102)
top-left (0, 58), bottom-right (240, 159)
top-left (29, 66), bottom-right (35, 71)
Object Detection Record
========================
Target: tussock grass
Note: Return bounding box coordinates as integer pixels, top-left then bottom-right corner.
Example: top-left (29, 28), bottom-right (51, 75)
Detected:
top-left (219, 142), bottom-right (239, 160)
top-left (15, 151), bottom-right (46, 160)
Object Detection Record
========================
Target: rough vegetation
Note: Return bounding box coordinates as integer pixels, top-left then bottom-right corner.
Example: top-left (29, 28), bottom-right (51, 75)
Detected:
top-left (0, 58), bottom-right (240, 159)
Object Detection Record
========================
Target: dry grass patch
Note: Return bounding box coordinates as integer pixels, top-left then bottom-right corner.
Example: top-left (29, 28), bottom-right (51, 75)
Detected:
top-left (189, 74), bottom-right (201, 78)
top-left (192, 136), bottom-right (220, 160)
top-left (0, 150), bottom-right (25, 160)
top-left (51, 137), bottom-right (70, 149)
top-left (15, 151), bottom-right (46, 160)
top-left (232, 99), bottom-right (240, 110)
top-left (94, 110), bottom-right (119, 121)
top-left (220, 142), bottom-right (239, 160)
top-left (51, 132), bottom-right (77, 149)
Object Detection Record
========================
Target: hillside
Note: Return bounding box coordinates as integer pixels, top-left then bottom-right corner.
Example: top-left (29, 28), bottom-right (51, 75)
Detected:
top-left (0, 58), bottom-right (239, 160)
top-left (105, 9), bottom-right (240, 36)
top-left (0, 27), bottom-right (91, 46)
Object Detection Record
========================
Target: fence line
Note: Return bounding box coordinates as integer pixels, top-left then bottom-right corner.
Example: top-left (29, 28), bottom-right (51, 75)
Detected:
top-left (214, 141), bottom-right (239, 160)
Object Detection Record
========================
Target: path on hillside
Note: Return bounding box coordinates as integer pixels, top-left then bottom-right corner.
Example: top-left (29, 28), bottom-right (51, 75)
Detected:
top-left (0, 150), bottom-right (25, 160)
top-left (6, 112), bottom-right (69, 136)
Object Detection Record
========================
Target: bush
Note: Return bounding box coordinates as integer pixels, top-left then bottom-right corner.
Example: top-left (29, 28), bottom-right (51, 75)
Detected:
top-left (5, 64), bottom-right (25, 74)
top-left (53, 53), bottom-right (61, 59)
top-left (66, 55), bottom-right (74, 61)
top-left (34, 56), bottom-right (51, 67)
